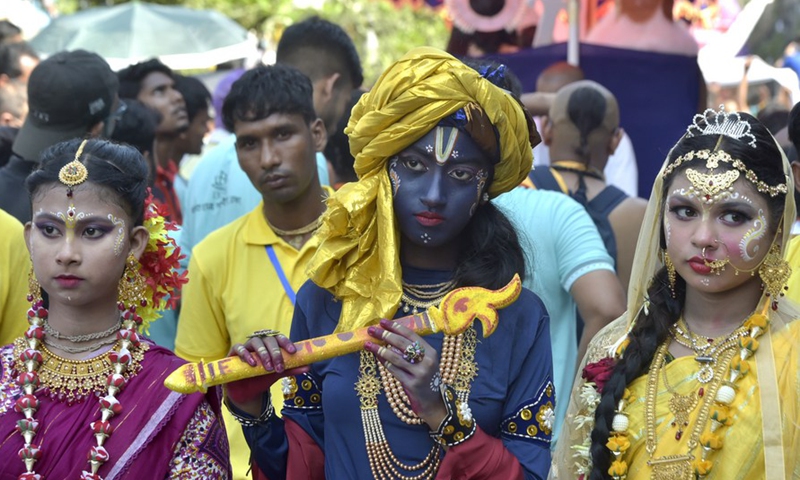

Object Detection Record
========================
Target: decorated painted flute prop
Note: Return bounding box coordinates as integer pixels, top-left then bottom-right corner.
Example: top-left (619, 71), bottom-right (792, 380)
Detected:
top-left (165, 274), bottom-right (522, 394)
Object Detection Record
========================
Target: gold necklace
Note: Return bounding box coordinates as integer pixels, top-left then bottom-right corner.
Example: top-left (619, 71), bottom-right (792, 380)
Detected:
top-left (606, 310), bottom-right (769, 480)
top-left (267, 217), bottom-right (321, 237)
top-left (13, 305), bottom-right (148, 479)
top-left (267, 217), bottom-right (322, 249)
top-left (356, 326), bottom-right (478, 480)
top-left (399, 280), bottom-right (455, 315)
top-left (673, 318), bottom-right (749, 383)
top-left (660, 354), bottom-right (699, 442)
top-left (644, 342), bottom-right (735, 479)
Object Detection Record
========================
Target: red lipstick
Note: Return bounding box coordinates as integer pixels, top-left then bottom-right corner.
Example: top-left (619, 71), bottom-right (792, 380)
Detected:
top-left (688, 256), bottom-right (712, 275)
top-left (54, 274), bottom-right (83, 288)
top-left (414, 211), bottom-right (445, 227)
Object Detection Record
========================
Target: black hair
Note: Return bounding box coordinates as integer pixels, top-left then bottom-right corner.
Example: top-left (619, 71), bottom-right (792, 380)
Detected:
top-left (788, 102), bottom-right (800, 153)
top-left (276, 16), bottom-right (364, 89)
top-left (0, 41), bottom-right (38, 79)
top-left (26, 139), bottom-right (149, 225)
top-left (587, 112), bottom-right (785, 480)
top-left (324, 89), bottom-right (362, 184)
top-left (110, 100), bottom-right (160, 157)
top-left (0, 20), bottom-right (21, 44)
top-left (449, 58), bottom-right (532, 289)
top-left (174, 75), bottom-right (211, 122)
top-left (568, 86), bottom-right (608, 159)
top-left (116, 59), bottom-right (174, 100)
top-left (454, 202), bottom-right (526, 289)
top-left (222, 64), bottom-right (316, 133)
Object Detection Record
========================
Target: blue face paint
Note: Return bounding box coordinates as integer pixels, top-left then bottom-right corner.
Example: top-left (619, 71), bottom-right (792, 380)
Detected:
top-left (390, 127), bottom-right (493, 249)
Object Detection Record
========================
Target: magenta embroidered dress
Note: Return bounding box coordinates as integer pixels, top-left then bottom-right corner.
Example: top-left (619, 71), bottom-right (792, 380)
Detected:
top-left (0, 339), bottom-right (230, 479)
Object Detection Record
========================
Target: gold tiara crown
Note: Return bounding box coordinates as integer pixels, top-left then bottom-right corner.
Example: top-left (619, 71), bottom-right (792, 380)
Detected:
top-left (686, 105), bottom-right (756, 148)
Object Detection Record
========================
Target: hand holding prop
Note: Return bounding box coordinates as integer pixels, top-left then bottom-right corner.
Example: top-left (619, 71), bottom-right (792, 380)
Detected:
top-left (164, 275), bottom-right (521, 394)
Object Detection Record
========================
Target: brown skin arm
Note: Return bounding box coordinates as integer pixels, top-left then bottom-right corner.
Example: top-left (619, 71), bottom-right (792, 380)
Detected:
top-left (570, 269), bottom-right (626, 364)
top-left (608, 196), bottom-right (649, 291)
top-left (519, 92), bottom-right (555, 117)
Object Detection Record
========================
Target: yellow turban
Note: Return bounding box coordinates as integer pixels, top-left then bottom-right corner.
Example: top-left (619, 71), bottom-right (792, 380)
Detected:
top-left (307, 47), bottom-right (534, 332)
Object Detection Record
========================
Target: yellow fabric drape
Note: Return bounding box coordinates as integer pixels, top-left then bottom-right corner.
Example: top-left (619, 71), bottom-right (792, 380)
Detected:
top-left (307, 47), bottom-right (534, 333)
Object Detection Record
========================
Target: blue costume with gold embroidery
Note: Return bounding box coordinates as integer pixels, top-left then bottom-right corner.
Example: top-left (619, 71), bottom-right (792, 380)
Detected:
top-left (242, 265), bottom-right (554, 479)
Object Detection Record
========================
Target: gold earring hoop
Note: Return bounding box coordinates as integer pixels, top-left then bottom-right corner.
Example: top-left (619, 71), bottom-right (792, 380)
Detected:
top-left (118, 253), bottom-right (147, 310)
top-left (664, 251), bottom-right (677, 299)
top-left (27, 265), bottom-right (42, 305)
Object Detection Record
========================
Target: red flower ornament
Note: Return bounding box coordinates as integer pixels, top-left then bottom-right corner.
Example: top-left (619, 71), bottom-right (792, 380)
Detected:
top-left (582, 357), bottom-right (616, 393)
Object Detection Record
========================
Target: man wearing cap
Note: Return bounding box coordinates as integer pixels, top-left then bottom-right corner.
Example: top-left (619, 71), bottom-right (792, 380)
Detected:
top-left (0, 49), bottom-right (120, 223)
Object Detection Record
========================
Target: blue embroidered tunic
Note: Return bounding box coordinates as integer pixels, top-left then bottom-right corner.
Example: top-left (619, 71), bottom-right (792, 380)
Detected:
top-left (241, 266), bottom-right (555, 479)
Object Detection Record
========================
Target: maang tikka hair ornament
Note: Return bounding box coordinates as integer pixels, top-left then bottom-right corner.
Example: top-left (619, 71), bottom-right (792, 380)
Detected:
top-left (58, 139), bottom-right (89, 196)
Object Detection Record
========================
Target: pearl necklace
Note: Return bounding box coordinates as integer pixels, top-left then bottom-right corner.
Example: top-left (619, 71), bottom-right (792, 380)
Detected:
top-left (14, 301), bottom-right (146, 480)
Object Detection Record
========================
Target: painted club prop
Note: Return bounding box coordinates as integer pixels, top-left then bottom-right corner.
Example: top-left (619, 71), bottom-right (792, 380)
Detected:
top-left (165, 274), bottom-right (522, 394)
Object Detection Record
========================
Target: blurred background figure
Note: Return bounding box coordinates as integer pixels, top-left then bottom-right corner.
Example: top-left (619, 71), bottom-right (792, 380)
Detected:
top-left (0, 41), bottom-right (38, 166)
top-left (533, 61), bottom-right (639, 197)
top-left (118, 58), bottom-right (189, 223)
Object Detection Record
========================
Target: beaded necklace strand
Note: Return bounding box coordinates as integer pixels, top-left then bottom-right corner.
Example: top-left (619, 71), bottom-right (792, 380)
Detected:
top-left (13, 300), bottom-right (146, 480)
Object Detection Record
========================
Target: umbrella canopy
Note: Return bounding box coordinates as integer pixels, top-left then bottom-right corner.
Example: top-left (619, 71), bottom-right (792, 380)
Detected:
top-left (29, 2), bottom-right (257, 70)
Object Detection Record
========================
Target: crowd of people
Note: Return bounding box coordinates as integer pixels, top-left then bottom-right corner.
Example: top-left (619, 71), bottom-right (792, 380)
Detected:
top-left (0, 11), bottom-right (798, 480)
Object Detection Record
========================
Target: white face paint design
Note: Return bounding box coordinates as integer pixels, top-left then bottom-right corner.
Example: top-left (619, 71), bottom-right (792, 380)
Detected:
top-left (664, 216), bottom-right (671, 246)
top-left (108, 214), bottom-right (126, 257)
top-left (434, 127), bottom-right (459, 165)
top-left (739, 209), bottom-right (766, 262)
top-left (469, 169), bottom-right (489, 216)
top-left (700, 278), bottom-right (710, 286)
top-left (388, 156), bottom-right (401, 196)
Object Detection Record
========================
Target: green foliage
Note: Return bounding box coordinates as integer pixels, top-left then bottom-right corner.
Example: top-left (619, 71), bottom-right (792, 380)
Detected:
top-left (56, 0), bottom-right (449, 87)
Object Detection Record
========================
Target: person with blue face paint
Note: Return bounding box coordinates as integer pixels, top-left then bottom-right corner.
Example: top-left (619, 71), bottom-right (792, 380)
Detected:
top-left (224, 48), bottom-right (555, 480)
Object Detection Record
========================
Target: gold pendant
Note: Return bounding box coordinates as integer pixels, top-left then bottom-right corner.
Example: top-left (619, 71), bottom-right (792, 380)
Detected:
top-left (648, 454), bottom-right (694, 480)
top-left (668, 391), bottom-right (699, 441)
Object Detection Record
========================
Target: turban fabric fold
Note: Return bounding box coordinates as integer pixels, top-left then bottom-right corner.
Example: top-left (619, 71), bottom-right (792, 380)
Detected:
top-left (307, 47), bottom-right (534, 332)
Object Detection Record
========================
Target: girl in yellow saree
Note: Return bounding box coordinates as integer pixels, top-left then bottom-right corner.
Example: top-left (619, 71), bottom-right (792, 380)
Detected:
top-left (550, 107), bottom-right (800, 480)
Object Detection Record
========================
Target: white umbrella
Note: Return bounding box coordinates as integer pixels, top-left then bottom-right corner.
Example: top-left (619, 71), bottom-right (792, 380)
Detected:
top-left (29, 2), bottom-right (258, 70)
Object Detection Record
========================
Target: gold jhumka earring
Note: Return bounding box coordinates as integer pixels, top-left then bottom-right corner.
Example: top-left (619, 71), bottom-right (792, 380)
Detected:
top-left (118, 253), bottom-right (147, 311)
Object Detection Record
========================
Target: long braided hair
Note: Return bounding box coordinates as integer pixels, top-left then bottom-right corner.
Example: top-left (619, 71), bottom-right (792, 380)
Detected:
top-left (587, 112), bottom-right (786, 479)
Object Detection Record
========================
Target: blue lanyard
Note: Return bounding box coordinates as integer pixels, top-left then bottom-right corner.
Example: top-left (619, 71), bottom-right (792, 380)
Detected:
top-left (265, 245), bottom-right (296, 306)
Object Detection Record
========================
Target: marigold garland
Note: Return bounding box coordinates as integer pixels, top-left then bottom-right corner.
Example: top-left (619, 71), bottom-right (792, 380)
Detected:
top-left (136, 193), bottom-right (187, 333)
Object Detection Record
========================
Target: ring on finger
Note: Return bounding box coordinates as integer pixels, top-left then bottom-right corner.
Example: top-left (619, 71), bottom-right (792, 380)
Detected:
top-left (402, 341), bottom-right (425, 364)
top-left (236, 345), bottom-right (247, 353)
top-left (248, 329), bottom-right (282, 339)
top-left (256, 347), bottom-right (268, 354)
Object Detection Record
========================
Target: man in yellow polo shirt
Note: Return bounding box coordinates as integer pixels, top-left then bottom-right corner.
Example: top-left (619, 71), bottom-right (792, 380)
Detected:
top-left (175, 64), bottom-right (329, 479)
top-left (0, 208), bottom-right (30, 345)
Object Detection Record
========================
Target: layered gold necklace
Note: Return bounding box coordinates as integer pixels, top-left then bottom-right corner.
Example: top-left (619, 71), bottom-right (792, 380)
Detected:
top-left (604, 310), bottom-right (769, 480)
top-left (13, 304), bottom-right (147, 479)
top-left (355, 282), bottom-right (477, 480)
